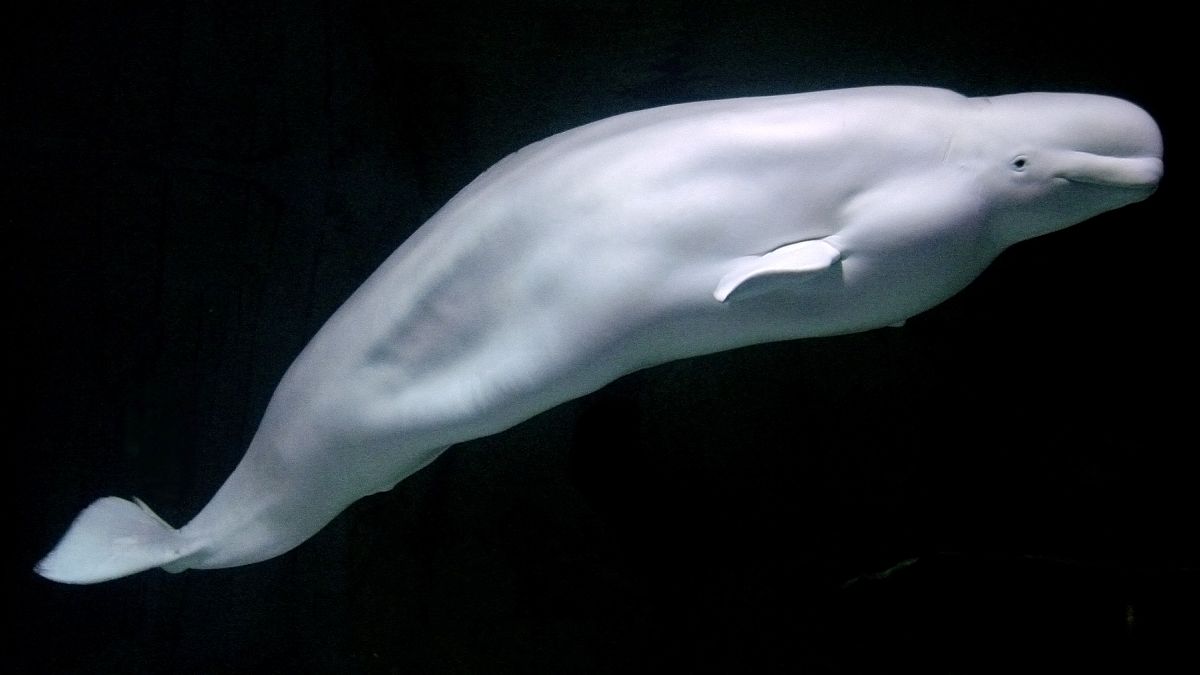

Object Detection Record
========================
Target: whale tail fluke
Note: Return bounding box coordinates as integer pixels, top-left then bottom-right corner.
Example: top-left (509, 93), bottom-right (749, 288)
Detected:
top-left (35, 496), bottom-right (199, 584)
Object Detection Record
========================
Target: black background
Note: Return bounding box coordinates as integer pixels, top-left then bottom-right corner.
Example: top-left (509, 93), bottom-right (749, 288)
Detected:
top-left (5, 1), bottom-right (1193, 672)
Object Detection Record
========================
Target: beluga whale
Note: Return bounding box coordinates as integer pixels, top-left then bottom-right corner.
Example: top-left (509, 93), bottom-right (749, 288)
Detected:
top-left (36, 86), bottom-right (1162, 583)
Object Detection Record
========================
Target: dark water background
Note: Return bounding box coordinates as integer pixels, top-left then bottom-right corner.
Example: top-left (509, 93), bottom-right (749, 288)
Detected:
top-left (5, 1), bottom-right (1193, 672)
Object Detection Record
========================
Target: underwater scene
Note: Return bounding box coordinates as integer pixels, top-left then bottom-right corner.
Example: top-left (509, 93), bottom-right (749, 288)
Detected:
top-left (8, 1), bottom-right (1192, 672)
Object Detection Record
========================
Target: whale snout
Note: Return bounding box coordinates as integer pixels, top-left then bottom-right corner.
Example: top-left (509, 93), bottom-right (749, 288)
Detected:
top-left (1045, 96), bottom-right (1163, 193)
top-left (1059, 154), bottom-right (1163, 191)
top-left (991, 92), bottom-right (1164, 193)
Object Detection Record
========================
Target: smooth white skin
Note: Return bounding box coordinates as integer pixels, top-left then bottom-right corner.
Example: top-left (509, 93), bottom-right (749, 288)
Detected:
top-left (175, 86), bottom-right (1162, 570)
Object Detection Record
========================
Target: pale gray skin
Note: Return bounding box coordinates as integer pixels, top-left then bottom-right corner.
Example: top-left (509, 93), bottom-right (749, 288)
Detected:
top-left (36, 86), bottom-right (1163, 583)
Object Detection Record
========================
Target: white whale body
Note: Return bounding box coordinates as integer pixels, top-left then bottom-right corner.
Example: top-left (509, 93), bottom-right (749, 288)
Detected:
top-left (37, 86), bottom-right (1162, 583)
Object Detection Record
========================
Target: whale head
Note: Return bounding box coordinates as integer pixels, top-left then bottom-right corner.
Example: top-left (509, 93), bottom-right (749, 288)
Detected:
top-left (961, 92), bottom-right (1162, 248)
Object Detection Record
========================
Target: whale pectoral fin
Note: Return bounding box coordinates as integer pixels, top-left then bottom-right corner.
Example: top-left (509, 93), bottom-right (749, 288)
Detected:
top-left (714, 239), bottom-right (842, 302)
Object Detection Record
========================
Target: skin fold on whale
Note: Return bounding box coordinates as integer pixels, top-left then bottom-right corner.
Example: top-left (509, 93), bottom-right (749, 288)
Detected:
top-left (35, 86), bottom-right (1163, 584)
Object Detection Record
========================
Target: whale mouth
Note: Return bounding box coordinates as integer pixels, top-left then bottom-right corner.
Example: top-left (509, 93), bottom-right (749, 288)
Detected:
top-left (1060, 155), bottom-right (1163, 190)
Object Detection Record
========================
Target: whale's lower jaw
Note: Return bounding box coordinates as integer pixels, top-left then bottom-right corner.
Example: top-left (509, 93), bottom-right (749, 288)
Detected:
top-left (1059, 155), bottom-right (1162, 190)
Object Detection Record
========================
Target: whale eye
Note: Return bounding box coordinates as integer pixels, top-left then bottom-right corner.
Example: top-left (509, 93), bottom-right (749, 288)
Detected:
top-left (1011, 156), bottom-right (1028, 171)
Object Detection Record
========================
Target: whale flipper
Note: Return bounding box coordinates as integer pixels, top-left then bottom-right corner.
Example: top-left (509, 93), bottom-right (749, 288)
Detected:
top-left (35, 497), bottom-right (198, 584)
top-left (714, 239), bottom-right (842, 302)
